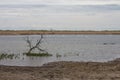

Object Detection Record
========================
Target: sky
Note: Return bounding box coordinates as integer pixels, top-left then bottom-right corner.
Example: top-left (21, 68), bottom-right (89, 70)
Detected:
top-left (0, 0), bottom-right (120, 30)
top-left (0, 0), bottom-right (120, 5)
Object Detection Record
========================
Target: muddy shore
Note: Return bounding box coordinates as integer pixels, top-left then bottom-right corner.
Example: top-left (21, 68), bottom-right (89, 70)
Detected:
top-left (0, 58), bottom-right (120, 80)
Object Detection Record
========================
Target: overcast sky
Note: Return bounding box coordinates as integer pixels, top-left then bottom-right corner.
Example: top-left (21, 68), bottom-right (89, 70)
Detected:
top-left (0, 0), bottom-right (120, 5)
top-left (0, 0), bottom-right (120, 30)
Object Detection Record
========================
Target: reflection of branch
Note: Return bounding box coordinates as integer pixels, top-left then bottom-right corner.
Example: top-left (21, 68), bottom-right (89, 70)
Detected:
top-left (25, 34), bottom-right (46, 53)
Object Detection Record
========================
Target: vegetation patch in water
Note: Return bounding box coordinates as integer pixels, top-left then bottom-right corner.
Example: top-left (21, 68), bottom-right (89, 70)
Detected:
top-left (0, 53), bottom-right (17, 60)
top-left (24, 53), bottom-right (52, 57)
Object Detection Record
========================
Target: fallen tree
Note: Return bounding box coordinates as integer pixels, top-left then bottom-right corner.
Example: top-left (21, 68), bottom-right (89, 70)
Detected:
top-left (24, 34), bottom-right (52, 56)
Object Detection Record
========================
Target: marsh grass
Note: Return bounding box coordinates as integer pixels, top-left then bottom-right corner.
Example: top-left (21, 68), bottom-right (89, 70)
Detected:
top-left (24, 52), bottom-right (52, 57)
top-left (0, 53), bottom-right (17, 60)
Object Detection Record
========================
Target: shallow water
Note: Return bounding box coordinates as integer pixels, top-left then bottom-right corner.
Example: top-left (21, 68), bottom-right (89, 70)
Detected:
top-left (0, 35), bottom-right (120, 66)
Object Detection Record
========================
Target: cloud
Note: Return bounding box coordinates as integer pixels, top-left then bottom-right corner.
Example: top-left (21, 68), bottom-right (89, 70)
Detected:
top-left (0, 4), bottom-right (120, 14)
top-left (0, 0), bottom-right (120, 30)
top-left (0, 0), bottom-right (120, 5)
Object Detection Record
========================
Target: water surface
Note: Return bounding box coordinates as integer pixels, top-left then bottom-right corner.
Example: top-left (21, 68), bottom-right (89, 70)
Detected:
top-left (0, 35), bottom-right (120, 66)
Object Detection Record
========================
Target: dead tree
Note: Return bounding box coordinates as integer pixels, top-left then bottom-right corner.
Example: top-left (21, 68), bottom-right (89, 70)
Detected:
top-left (25, 34), bottom-right (47, 54)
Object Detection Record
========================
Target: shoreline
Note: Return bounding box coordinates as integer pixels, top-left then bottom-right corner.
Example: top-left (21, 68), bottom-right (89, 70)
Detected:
top-left (0, 30), bottom-right (120, 35)
top-left (0, 58), bottom-right (120, 80)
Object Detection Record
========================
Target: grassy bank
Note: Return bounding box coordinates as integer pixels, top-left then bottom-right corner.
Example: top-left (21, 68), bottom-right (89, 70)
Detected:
top-left (0, 30), bottom-right (120, 35)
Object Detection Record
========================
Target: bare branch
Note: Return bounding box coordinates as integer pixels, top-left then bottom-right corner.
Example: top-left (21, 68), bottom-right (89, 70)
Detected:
top-left (24, 34), bottom-right (46, 54)
top-left (35, 34), bottom-right (43, 47)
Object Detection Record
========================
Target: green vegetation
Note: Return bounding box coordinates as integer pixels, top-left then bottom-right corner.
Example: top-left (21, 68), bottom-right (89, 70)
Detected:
top-left (24, 52), bottom-right (52, 57)
top-left (0, 53), bottom-right (17, 60)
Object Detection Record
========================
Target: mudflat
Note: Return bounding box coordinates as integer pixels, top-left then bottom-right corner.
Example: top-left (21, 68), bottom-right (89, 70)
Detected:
top-left (0, 30), bottom-right (120, 35)
top-left (0, 58), bottom-right (120, 80)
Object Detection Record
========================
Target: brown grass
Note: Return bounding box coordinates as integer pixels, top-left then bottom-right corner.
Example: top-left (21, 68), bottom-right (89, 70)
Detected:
top-left (0, 30), bottom-right (120, 35)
